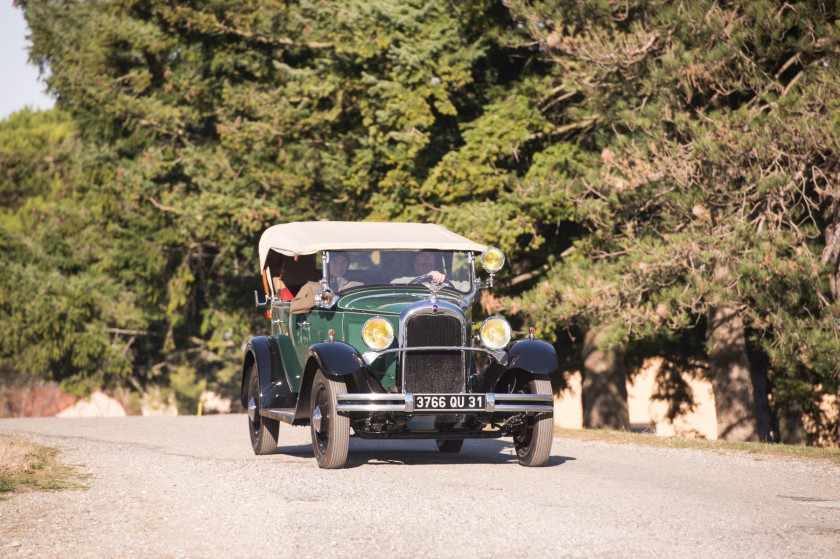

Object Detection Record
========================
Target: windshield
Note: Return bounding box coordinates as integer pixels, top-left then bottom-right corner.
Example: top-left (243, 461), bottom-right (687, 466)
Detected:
top-left (325, 250), bottom-right (474, 295)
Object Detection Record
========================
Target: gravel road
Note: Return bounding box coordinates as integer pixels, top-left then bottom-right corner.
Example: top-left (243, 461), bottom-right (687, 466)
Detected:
top-left (1, 415), bottom-right (838, 558)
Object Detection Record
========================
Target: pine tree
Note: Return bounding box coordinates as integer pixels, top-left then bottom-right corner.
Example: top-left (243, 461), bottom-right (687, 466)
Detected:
top-left (504, 0), bottom-right (840, 442)
top-left (8, 1), bottom-right (839, 443)
top-left (0, 109), bottom-right (142, 392)
top-left (15, 0), bottom-right (539, 409)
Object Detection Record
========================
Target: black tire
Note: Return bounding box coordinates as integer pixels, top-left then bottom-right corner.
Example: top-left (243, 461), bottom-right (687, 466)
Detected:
top-left (435, 439), bottom-right (464, 453)
top-left (513, 378), bottom-right (553, 467)
top-left (247, 365), bottom-right (279, 455)
top-left (309, 369), bottom-right (350, 469)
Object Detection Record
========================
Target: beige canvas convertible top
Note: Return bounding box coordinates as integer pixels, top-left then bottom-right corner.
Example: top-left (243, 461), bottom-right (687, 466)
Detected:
top-left (259, 221), bottom-right (486, 269)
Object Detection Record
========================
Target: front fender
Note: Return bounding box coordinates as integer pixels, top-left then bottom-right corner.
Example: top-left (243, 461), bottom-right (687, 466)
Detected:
top-left (306, 341), bottom-right (368, 378)
top-left (484, 339), bottom-right (558, 393)
top-left (506, 339), bottom-right (558, 376)
top-left (293, 341), bottom-right (372, 424)
top-left (240, 336), bottom-right (296, 411)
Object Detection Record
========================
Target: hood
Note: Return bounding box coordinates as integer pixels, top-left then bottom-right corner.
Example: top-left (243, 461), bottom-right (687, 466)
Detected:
top-left (336, 288), bottom-right (471, 315)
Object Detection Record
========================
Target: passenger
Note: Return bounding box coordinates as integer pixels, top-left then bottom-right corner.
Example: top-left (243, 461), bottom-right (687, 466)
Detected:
top-left (328, 253), bottom-right (363, 292)
top-left (278, 284), bottom-right (294, 301)
top-left (271, 262), bottom-right (295, 301)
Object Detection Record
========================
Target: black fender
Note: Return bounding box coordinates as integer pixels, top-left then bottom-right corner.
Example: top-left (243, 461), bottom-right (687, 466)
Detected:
top-left (490, 339), bottom-right (558, 393)
top-left (506, 339), bottom-right (558, 376)
top-left (292, 341), bottom-right (374, 424)
top-left (240, 336), bottom-right (296, 411)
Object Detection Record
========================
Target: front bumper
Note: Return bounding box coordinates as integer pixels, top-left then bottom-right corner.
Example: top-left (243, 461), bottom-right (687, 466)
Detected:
top-left (335, 392), bottom-right (553, 414)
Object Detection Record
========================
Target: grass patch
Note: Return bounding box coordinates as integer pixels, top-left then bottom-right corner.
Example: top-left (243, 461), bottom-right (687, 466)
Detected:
top-left (555, 427), bottom-right (840, 465)
top-left (0, 435), bottom-right (87, 498)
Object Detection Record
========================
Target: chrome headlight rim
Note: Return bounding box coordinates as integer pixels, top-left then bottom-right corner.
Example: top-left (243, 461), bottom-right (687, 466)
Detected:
top-left (479, 315), bottom-right (512, 350)
top-left (361, 316), bottom-right (395, 350)
top-left (480, 247), bottom-right (505, 274)
top-left (315, 287), bottom-right (336, 308)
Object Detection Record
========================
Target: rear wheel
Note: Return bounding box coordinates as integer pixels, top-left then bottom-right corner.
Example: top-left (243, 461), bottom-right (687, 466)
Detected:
top-left (247, 365), bottom-right (279, 455)
top-left (435, 439), bottom-right (464, 453)
top-left (310, 369), bottom-right (350, 469)
top-left (513, 378), bottom-right (553, 467)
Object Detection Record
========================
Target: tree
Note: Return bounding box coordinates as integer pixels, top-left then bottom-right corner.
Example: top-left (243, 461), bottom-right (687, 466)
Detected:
top-left (16, 0), bottom-right (546, 409)
top-left (504, 0), bottom-right (840, 442)
top-left (581, 326), bottom-right (630, 430)
top-left (0, 109), bottom-right (142, 392)
top-left (9, 0), bottom-right (839, 444)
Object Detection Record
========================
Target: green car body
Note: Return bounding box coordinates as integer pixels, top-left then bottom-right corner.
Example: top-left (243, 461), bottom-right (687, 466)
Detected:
top-left (241, 222), bottom-right (557, 468)
top-left (269, 287), bottom-right (471, 393)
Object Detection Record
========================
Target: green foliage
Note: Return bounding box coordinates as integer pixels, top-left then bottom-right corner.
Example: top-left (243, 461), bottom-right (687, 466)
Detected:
top-left (3, 1), bottom-right (838, 442)
top-left (8, 0), bottom-right (521, 403)
top-left (169, 364), bottom-right (206, 413)
top-left (503, 0), bottom-right (840, 436)
top-left (0, 109), bottom-right (75, 209)
top-left (0, 110), bottom-right (142, 393)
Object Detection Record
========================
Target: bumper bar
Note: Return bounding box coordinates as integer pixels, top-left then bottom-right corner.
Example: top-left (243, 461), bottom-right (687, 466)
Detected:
top-left (335, 392), bottom-right (553, 414)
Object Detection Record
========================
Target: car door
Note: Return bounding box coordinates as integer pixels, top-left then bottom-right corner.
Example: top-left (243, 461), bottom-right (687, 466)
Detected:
top-left (289, 308), bottom-right (313, 368)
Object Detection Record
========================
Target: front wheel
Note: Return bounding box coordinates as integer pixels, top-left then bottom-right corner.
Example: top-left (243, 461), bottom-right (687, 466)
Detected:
top-left (310, 369), bottom-right (350, 469)
top-left (247, 365), bottom-right (279, 455)
top-left (513, 378), bottom-right (553, 467)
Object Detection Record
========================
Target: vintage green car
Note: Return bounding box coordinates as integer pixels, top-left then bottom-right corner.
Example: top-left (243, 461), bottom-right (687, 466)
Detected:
top-left (242, 221), bottom-right (557, 468)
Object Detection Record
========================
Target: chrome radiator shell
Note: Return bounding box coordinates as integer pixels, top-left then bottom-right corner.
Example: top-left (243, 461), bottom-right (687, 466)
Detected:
top-left (398, 300), bottom-right (467, 393)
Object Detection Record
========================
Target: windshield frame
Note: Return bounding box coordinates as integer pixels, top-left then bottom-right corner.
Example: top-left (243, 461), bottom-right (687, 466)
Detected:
top-left (323, 249), bottom-right (478, 299)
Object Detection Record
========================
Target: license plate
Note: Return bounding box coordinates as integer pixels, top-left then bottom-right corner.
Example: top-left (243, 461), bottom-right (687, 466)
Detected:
top-left (413, 394), bottom-right (485, 411)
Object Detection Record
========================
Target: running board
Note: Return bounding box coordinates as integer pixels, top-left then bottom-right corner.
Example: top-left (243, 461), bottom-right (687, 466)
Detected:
top-left (260, 408), bottom-right (295, 425)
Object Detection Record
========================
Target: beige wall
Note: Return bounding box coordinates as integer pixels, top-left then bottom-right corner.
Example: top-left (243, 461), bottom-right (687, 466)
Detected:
top-left (554, 358), bottom-right (718, 439)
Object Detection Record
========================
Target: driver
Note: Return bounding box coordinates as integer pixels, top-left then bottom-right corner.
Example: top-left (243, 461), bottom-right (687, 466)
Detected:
top-left (391, 251), bottom-right (447, 284)
top-left (412, 251), bottom-right (446, 283)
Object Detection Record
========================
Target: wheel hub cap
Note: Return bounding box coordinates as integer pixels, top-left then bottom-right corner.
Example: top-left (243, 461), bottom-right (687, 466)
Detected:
top-left (312, 406), bottom-right (323, 433)
top-left (248, 397), bottom-right (257, 422)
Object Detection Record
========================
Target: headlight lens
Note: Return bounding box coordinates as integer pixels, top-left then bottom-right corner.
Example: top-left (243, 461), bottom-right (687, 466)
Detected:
top-left (361, 317), bottom-right (395, 350)
top-left (481, 247), bottom-right (505, 273)
top-left (479, 316), bottom-right (512, 350)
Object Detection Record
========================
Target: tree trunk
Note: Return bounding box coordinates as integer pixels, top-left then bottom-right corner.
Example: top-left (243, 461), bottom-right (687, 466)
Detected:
top-left (747, 348), bottom-right (774, 442)
top-left (706, 302), bottom-right (757, 442)
top-left (706, 260), bottom-right (757, 441)
top-left (777, 401), bottom-right (806, 445)
top-left (820, 185), bottom-right (840, 301)
top-left (820, 173), bottom-right (840, 447)
top-left (581, 327), bottom-right (630, 430)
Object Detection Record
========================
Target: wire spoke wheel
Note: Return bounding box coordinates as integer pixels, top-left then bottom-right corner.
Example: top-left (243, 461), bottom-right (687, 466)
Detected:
top-left (309, 369), bottom-right (350, 469)
top-left (247, 365), bottom-right (279, 455)
top-left (512, 377), bottom-right (553, 467)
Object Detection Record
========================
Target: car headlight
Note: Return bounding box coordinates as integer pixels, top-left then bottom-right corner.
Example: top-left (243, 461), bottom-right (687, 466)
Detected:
top-left (480, 247), bottom-right (505, 273)
top-left (479, 316), bottom-right (512, 350)
top-left (361, 317), bottom-right (395, 350)
top-left (316, 288), bottom-right (335, 308)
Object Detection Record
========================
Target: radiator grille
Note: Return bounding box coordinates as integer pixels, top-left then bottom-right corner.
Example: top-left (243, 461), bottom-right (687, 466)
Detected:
top-left (402, 314), bottom-right (464, 393)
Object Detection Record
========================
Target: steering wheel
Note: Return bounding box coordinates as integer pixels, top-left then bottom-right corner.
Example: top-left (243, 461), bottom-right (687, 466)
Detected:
top-left (409, 274), bottom-right (452, 287)
top-left (409, 274), bottom-right (434, 285)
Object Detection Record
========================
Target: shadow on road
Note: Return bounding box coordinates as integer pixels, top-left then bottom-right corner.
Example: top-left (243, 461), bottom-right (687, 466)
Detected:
top-left (273, 438), bottom-right (575, 468)
top-left (274, 444), bottom-right (313, 456)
